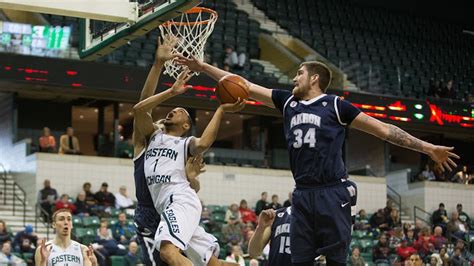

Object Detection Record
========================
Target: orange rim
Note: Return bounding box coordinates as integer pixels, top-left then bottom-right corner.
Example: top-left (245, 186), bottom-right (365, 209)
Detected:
top-left (161, 7), bottom-right (218, 27)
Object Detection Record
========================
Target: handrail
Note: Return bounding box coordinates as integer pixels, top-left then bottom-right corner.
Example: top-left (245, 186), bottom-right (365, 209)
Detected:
top-left (35, 204), bottom-right (51, 239)
top-left (0, 163), bottom-right (6, 205)
top-left (413, 205), bottom-right (432, 226)
top-left (387, 185), bottom-right (402, 223)
top-left (12, 182), bottom-right (27, 226)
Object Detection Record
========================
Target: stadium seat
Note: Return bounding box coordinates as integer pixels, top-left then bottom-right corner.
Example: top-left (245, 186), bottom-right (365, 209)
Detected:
top-left (211, 213), bottom-right (225, 223)
top-left (83, 216), bottom-right (100, 229)
top-left (74, 228), bottom-right (95, 245)
top-left (110, 255), bottom-right (125, 266)
top-left (72, 216), bottom-right (83, 227)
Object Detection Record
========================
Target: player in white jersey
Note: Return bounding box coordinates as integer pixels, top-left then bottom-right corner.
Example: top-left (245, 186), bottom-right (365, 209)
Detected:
top-left (133, 63), bottom-right (244, 265)
top-left (34, 208), bottom-right (97, 266)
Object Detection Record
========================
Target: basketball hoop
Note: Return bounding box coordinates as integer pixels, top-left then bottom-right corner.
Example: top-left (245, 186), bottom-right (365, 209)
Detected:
top-left (159, 7), bottom-right (218, 79)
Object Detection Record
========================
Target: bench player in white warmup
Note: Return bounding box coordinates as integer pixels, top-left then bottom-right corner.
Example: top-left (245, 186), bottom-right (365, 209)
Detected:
top-left (35, 208), bottom-right (97, 266)
top-left (133, 60), bottom-right (244, 265)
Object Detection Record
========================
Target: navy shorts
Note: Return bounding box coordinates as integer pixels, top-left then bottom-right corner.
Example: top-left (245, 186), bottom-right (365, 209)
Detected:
top-left (290, 180), bottom-right (357, 264)
top-left (134, 205), bottom-right (165, 266)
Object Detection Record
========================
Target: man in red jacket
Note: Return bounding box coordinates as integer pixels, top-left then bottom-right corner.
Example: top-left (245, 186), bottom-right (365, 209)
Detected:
top-left (397, 239), bottom-right (417, 262)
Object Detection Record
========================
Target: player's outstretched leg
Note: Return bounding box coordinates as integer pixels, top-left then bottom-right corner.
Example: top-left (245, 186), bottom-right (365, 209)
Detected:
top-left (160, 241), bottom-right (192, 266)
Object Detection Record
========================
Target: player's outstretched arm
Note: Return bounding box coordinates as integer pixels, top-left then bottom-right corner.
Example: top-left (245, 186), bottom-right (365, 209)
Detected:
top-left (175, 55), bottom-right (275, 108)
top-left (189, 98), bottom-right (246, 155)
top-left (248, 209), bottom-right (276, 258)
top-left (351, 112), bottom-right (460, 171)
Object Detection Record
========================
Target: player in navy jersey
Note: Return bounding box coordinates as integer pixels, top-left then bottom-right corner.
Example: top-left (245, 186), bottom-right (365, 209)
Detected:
top-left (248, 208), bottom-right (292, 266)
top-left (177, 57), bottom-right (459, 265)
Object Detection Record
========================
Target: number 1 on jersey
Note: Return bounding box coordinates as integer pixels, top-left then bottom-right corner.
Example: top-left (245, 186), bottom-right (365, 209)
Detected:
top-left (153, 159), bottom-right (159, 171)
top-left (293, 128), bottom-right (316, 148)
top-left (279, 236), bottom-right (291, 254)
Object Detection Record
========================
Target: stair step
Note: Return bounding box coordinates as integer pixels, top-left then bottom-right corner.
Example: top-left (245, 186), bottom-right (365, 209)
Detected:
top-left (0, 205), bottom-right (34, 211)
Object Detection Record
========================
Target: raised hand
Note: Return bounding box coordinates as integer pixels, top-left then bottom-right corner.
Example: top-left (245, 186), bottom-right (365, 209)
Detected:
top-left (170, 68), bottom-right (193, 95)
top-left (258, 209), bottom-right (276, 228)
top-left (428, 145), bottom-right (459, 172)
top-left (156, 35), bottom-right (179, 63)
top-left (174, 54), bottom-right (205, 72)
top-left (87, 245), bottom-right (98, 266)
top-left (219, 97), bottom-right (246, 113)
top-left (39, 239), bottom-right (51, 263)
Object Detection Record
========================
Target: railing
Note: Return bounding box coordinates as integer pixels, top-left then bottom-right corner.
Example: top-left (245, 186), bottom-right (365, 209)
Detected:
top-left (413, 205), bottom-right (432, 226)
top-left (35, 204), bottom-right (51, 239)
top-left (12, 182), bottom-right (27, 226)
top-left (0, 163), bottom-right (6, 205)
top-left (387, 185), bottom-right (402, 223)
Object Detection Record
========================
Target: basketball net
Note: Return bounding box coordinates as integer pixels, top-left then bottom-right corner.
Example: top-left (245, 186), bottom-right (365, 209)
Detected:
top-left (159, 7), bottom-right (217, 79)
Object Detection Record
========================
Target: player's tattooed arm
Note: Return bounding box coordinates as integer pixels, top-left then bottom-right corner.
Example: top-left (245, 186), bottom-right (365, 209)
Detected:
top-left (351, 112), bottom-right (459, 171)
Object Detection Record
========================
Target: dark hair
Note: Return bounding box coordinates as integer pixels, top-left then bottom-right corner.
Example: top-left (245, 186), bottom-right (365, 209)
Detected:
top-left (439, 203), bottom-right (445, 207)
top-left (300, 61), bottom-right (332, 92)
top-left (261, 192), bottom-right (267, 196)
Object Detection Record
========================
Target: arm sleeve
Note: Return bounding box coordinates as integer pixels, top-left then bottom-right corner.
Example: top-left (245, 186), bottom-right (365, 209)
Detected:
top-left (337, 98), bottom-right (361, 125)
top-left (271, 90), bottom-right (292, 114)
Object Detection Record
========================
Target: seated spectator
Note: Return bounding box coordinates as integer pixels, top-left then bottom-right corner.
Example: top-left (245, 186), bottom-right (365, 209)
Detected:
top-left (431, 203), bottom-right (448, 231)
top-left (396, 239), bottom-right (417, 262)
top-left (74, 191), bottom-right (90, 217)
top-left (427, 78), bottom-right (442, 98)
top-left (418, 164), bottom-right (436, 181)
top-left (404, 226), bottom-right (417, 247)
top-left (55, 194), bottom-right (76, 213)
top-left (12, 225), bottom-right (37, 253)
top-left (414, 227), bottom-right (434, 260)
top-left (37, 179), bottom-right (58, 221)
top-left (38, 127), bottom-right (56, 153)
top-left (0, 241), bottom-right (26, 266)
top-left (114, 186), bottom-right (134, 210)
top-left (439, 247), bottom-right (450, 265)
top-left (112, 213), bottom-right (135, 245)
top-left (354, 209), bottom-right (371, 231)
top-left (222, 215), bottom-right (243, 244)
top-left (372, 234), bottom-right (390, 264)
top-left (242, 230), bottom-right (254, 254)
top-left (350, 246), bottom-right (366, 266)
top-left (455, 239), bottom-right (474, 262)
top-left (59, 127), bottom-right (81, 154)
top-left (431, 226), bottom-right (447, 252)
top-left (283, 192), bottom-right (291, 207)
top-left (450, 247), bottom-right (468, 266)
top-left (447, 211), bottom-right (467, 242)
top-left (387, 209), bottom-right (401, 229)
top-left (433, 164), bottom-right (447, 182)
top-left (369, 209), bottom-right (389, 231)
top-left (383, 200), bottom-right (394, 218)
top-left (225, 245), bottom-right (245, 266)
top-left (408, 253), bottom-right (423, 266)
top-left (239, 199), bottom-right (257, 225)
top-left (223, 46), bottom-right (246, 70)
top-left (389, 227), bottom-right (404, 249)
top-left (255, 192), bottom-right (269, 216)
top-left (124, 241), bottom-right (142, 266)
top-left (225, 203), bottom-right (242, 225)
top-left (82, 182), bottom-right (97, 207)
top-left (94, 225), bottom-right (127, 257)
top-left (452, 165), bottom-right (471, 184)
top-left (456, 203), bottom-right (471, 229)
top-left (269, 194), bottom-right (282, 210)
top-left (0, 221), bottom-right (11, 245)
top-left (94, 182), bottom-right (115, 209)
top-left (441, 79), bottom-right (456, 99)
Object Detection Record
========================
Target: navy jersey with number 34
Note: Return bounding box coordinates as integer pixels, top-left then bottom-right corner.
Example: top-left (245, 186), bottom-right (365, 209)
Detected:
top-left (272, 90), bottom-right (360, 187)
top-left (269, 207), bottom-right (292, 266)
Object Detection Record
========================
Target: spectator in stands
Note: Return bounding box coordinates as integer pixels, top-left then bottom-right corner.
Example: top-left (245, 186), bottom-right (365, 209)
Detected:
top-left (427, 78), bottom-right (442, 98)
top-left (0, 221), bottom-right (11, 245)
top-left (456, 203), bottom-right (471, 229)
top-left (124, 241), bottom-right (142, 266)
top-left (441, 80), bottom-right (456, 99)
top-left (114, 186), bottom-right (134, 210)
top-left (452, 165), bottom-right (470, 184)
top-left (54, 194), bottom-right (76, 213)
top-left (37, 179), bottom-right (58, 221)
top-left (372, 234), bottom-right (390, 264)
top-left (94, 182), bottom-right (115, 209)
top-left (414, 227), bottom-right (434, 260)
top-left (397, 239), bottom-right (417, 262)
top-left (350, 246), bottom-right (365, 266)
top-left (433, 164), bottom-right (448, 182)
top-left (225, 203), bottom-right (243, 225)
top-left (94, 224), bottom-right (127, 257)
top-left (12, 225), bottom-right (37, 253)
top-left (74, 191), bottom-right (90, 217)
top-left (418, 164), bottom-right (436, 181)
top-left (223, 45), bottom-right (246, 70)
top-left (354, 209), bottom-right (371, 231)
top-left (404, 226), bottom-right (417, 246)
top-left (383, 200), bottom-right (394, 218)
top-left (38, 127), bottom-right (56, 153)
top-left (283, 192), bottom-right (291, 207)
top-left (387, 209), bottom-right (401, 228)
top-left (112, 213), bottom-right (135, 245)
top-left (0, 241), bottom-right (26, 266)
top-left (369, 209), bottom-right (389, 231)
top-left (431, 203), bottom-right (449, 231)
top-left (431, 226), bottom-right (447, 252)
top-left (59, 127), bottom-right (81, 154)
top-left (451, 247), bottom-right (468, 266)
top-left (82, 182), bottom-right (97, 207)
top-left (439, 247), bottom-right (450, 265)
top-left (242, 230), bottom-right (254, 254)
top-left (447, 211), bottom-right (467, 242)
top-left (222, 214), bottom-right (243, 244)
top-left (255, 192), bottom-right (269, 216)
top-left (389, 227), bottom-right (404, 249)
top-left (239, 199), bottom-right (257, 225)
top-left (225, 245), bottom-right (245, 266)
top-left (455, 239), bottom-right (474, 262)
top-left (409, 253), bottom-right (423, 266)
top-left (269, 194), bottom-right (282, 210)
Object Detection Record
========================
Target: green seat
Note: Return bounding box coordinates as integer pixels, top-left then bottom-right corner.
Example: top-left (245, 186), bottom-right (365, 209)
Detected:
top-left (106, 218), bottom-right (119, 227)
top-left (212, 231), bottom-right (224, 243)
top-left (359, 239), bottom-right (374, 252)
top-left (21, 252), bottom-right (34, 262)
top-left (207, 205), bottom-right (226, 214)
top-left (110, 208), bottom-right (121, 217)
top-left (72, 216), bottom-right (84, 227)
top-left (361, 252), bottom-right (373, 263)
top-left (211, 213), bottom-right (225, 223)
top-left (218, 247), bottom-right (227, 259)
top-left (83, 216), bottom-right (100, 229)
top-left (352, 230), bottom-right (368, 239)
top-left (75, 228), bottom-right (95, 245)
top-left (110, 255), bottom-right (125, 266)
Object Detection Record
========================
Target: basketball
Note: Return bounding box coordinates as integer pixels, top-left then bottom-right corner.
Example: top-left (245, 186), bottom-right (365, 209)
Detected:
top-left (216, 75), bottom-right (250, 104)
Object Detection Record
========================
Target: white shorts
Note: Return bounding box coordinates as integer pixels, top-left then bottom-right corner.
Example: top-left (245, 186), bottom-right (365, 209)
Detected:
top-left (155, 192), bottom-right (219, 265)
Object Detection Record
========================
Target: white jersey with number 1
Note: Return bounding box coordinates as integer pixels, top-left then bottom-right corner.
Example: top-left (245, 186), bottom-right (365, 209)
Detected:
top-left (47, 240), bottom-right (83, 266)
